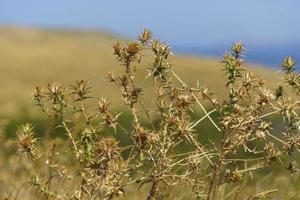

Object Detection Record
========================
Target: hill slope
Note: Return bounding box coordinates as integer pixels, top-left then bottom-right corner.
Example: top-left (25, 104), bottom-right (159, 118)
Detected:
top-left (0, 26), bottom-right (281, 117)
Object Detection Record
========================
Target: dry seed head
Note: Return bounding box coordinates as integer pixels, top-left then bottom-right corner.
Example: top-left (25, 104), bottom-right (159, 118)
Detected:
top-left (264, 142), bottom-right (280, 162)
top-left (97, 97), bottom-right (111, 114)
top-left (280, 97), bottom-right (296, 122)
top-left (241, 72), bottom-right (256, 88)
top-left (113, 41), bottom-right (141, 65)
top-left (33, 86), bottom-right (44, 99)
top-left (126, 42), bottom-right (141, 56)
top-left (255, 130), bottom-right (266, 139)
top-left (177, 119), bottom-right (194, 140)
top-left (256, 121), bottom-right (272, 139)
top-left (113, 42), bottom-right (122, 57)
top-left (102, 112), bottom-right (118, 130)
top-left (17, 123), bottom-right (37, 155)
top-left (131, 87), bottom-right (143, 99)
top-left (71, 79), bottom-right (91, 101)
top-left (139, 29), bottom-right (152, 44)
top-left (285, 72), bottom-right (300, 88)
top-left (256, 88), bottom-right (275, 106)
top-left (132, 123), bottom-right (158, 150)
top-left (149, 56), bottom-right (171, 81)
top-left (46, 81), bottom-right (67, 105)
top-left (230, 170), bottom-right (242, 183)
top-left (223, 53), bottom-right (235, 65)
top-left (284, 134), bottom-right (300, 155)
top-left (162, 111), bottom-right (177, 128)
top-left (282, 57), bottom-right (296, 73)
top-left (107, 71), bottom-right (119, 83)
top-left (231, 42), bottom-right (245, 56)
top-left (222, 51), bottom-right (244, 86)
top-left (258, 121), bottom-right (272, 132)
top-left (47, 81), bottom-right (63, 96)
top-left (223, 51), bottom-right (244, 67)
top-left (287, 162), bottom-right (297, 175)
top-left (151, 40), bottom-right (170, 58)
top-left (220, 116), bottom-right (232, 131)
top-left (225, 169), bottom-right (242, 183)
top-left (33, 86), bottom-right (45, 109)
top-left (187, 153), bottom-right (204, 171)
top-left (95, 137), bottom-right (119, 159)
top-left (175, 94), bottom-right (195, 110)
top-left (119, 74), bottom-right (129, 87)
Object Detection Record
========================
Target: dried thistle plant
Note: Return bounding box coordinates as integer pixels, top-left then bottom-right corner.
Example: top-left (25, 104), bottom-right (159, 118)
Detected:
top-left (12, 30), bottom-right (300, 200)
top-left (17, 123), bottom-right (37, 157)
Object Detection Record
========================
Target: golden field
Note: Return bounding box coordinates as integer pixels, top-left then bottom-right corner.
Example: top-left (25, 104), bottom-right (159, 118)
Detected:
top-left (0, 26), bottom-right (281, 117)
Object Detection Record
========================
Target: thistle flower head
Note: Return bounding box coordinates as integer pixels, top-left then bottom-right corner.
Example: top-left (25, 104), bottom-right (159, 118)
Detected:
top-left (284, 134), bottom-right (300, 155)
top-left (71, 79), bottom-right (91, 101)
top-left (46, 81), bottom-right (67, 104)
top-left (113, 41), bottom-right (141, 65)
top-left (107, 71), bottom-right (119, 83)
top-left (256, 121), bottom-right (272, 139)
top-left (175, 94), bottom-right (195, 110)
top-left (225, 169), bottom-right (242, 183)
top-left (102, 112), bottom-right (119, 131)
top-left (264, 142), bottom-right (280, 162)
top-left (282, 57), bottom-right (295, 74)
top-left (139, 29), bottom-right (152, 44)
top-left (176, 119), bottom-right (194, 142)
top-left (47, 82), bottom-right (63, 96)
top-left (33, 86), bottom-right (44, 99)
top-left (148, 55), bottom-right (171, 81)
top-left (222, 51), bottom-right (244, 86)
top-left (113, 42), bottom-right (122, 57)
top-left (17, 123), bottom-right (37, 156)
top-left (151, 40), bottom-right (170, 58)
top-left (126, 42), bottom-right (141, 56)
top-left (95, 137), bottom-right (119, 159)
top-left (231, 42), bottom-right (245, 57)
top-left (97, 97), bottom-right (111, 114)
top-left (132, 123), bottom-right (158, 149)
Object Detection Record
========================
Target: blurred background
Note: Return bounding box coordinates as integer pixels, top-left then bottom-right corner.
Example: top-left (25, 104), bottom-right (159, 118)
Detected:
top-left (1, 0), bottom-right (299, 67)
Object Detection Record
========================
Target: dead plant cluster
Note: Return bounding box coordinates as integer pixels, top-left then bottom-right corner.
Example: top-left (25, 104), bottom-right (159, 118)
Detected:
top-left (12, 30), bottom-right (300, 199)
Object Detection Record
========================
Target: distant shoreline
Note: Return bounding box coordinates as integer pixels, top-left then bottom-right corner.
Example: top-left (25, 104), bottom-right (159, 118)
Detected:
top-left (173, 44), bottom-right (300, 69)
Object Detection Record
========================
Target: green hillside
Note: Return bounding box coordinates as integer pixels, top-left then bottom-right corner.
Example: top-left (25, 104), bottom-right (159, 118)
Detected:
top-left (0, 26), bottom-right (281, 117)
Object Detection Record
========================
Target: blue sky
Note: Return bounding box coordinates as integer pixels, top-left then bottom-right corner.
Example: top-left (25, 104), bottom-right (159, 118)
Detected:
top-left (0, 0), bottom-right (299, 47)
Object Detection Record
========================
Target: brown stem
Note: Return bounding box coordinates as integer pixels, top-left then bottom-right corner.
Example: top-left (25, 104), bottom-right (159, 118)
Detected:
top-left (146, 179), bottom-right (158, 200)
